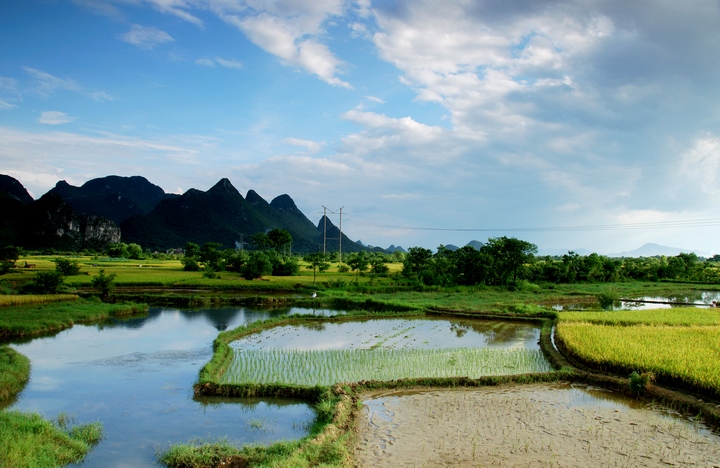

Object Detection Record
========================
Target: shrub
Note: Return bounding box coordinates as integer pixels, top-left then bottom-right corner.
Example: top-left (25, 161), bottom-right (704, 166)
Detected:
top-left (55, 258), bottom-right (82, 276)
top-left (25, 271), bottom-right (65, 294)
top-left (91, 269), bottom-right (117, 300)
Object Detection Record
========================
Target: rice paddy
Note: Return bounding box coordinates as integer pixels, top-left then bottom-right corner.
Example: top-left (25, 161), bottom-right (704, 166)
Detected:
top-left (222, 347), bottom-right (552, 386)
top-left (222, 318), bottom-right (552, 386)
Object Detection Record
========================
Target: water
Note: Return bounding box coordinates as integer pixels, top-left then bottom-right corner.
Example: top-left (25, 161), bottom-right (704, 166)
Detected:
top-left (551, 290), bottom-right (720, 311)
top-left (5, 307), bottom-right (340, 467)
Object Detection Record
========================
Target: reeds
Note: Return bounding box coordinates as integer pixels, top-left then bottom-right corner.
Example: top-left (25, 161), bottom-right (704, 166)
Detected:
top-left (222, 348), bottom-right (553, 386)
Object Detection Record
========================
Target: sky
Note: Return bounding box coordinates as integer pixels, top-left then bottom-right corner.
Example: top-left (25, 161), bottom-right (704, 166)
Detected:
top-left (2, 0), bottom-right (720, 255)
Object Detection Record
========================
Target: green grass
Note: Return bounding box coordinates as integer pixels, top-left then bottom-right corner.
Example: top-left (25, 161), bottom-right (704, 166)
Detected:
top-left (0, 299), bottom-right (148, 338)
top-left (0, 346), bottom-right (30, 401)
top-left (0, 410), bottom-right (103, 468)
top-left (222, 348), bottom-right (554, 386)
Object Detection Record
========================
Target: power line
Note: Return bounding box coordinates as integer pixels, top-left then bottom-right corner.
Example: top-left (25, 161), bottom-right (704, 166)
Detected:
top-left (345, 216), bottom-right (720, 233)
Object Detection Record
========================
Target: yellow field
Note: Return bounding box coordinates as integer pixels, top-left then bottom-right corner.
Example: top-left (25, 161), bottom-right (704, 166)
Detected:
top-left (0, 294), bottom-right (78, 307)
top-left (557, 310), bottom-right (720, 397)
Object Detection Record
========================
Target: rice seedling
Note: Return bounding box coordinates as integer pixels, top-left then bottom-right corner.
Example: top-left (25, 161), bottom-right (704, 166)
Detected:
top-left (221, 347), bottom-right (553, 386)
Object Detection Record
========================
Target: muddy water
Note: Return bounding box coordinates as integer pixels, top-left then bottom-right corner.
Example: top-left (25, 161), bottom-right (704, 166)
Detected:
top-left (5, 307), bottom-right (340, 467)
top-left (356, 384), bottom-right (720, 467)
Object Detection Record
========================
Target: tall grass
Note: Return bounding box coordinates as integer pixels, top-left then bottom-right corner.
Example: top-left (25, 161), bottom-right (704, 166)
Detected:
top-left (222, 348), bottom-right (553, 386)
top-left (0, 410), bottom-right (103, 468)
top-left (0, 346), bottom-right (30, 401)
top-left (0, 299), bottom-right (148, 338)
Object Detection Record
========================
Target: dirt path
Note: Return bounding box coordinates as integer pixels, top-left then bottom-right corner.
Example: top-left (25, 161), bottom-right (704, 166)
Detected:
top-left (354, 384), bottom-right (720, 467)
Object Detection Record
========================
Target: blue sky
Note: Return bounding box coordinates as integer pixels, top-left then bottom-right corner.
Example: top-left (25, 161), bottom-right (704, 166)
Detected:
top-left (2, 0), bottom-right (720, 255)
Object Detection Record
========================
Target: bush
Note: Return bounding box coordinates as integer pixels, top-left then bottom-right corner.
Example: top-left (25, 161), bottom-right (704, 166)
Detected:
top-left (91, 269), bottom-right (117, 300)
top-left (629, 371), bottom-right (655, 397)
top-left (55, 258), bottom-right (82, 276)
top-left (25, 271), bottom-right (65, 294)
top-left (596, 287), bottom-right (620, 310)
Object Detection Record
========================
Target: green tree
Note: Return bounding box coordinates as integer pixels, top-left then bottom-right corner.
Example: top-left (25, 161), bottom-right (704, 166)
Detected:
top-left (54, 258), bottom-right (81, 276)
top-left (481, 236), bottom-right (537, 287)
top-left (107, 242), bottom-right (129, 258)
top-left (267, 228), bottom-right (293, 256)
top-left (305, 252), bottom-right (331, 283)
top-left (242, 251), bottom-right (273, 280)
top-left (91, 269), bottom-right (117, 300)
top-left (249, 232), bottom-right (272, 251)
top-left (401, 247), bottom-right (433, 279)
top-left (127, 243), bottom-right (144, 260)
top-left (199, 242), bottom-right (224, 271)
top-left (346, 251), bottom-right (369, 280)
top-left (369, 253), bottom-right (390, 275)
top-left (0, 245), bottom-right (21, 275)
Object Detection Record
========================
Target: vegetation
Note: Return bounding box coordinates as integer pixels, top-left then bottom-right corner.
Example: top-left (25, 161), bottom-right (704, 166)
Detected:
top-left (556, 312), bottom-right (720, 400)
top-left (0, 299), bottom-right (148, 338)
top-left (0, 410), bottom-right (103, 468)
top-left (0, 294), bottom-right (78, 307)
top-left (0, 346), bottom-right (30, 401)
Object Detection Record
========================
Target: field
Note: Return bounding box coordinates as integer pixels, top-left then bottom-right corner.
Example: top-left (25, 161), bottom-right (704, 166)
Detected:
top-left (557, 309), bottom-right (720, 399)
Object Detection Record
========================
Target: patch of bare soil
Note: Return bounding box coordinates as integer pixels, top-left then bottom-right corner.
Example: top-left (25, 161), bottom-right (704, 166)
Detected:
top-left (354, 384), bottom-right (720, 467)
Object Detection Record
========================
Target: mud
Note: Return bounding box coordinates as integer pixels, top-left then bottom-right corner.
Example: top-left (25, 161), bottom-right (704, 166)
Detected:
top-left (355, 383), bottom-right (720, 467)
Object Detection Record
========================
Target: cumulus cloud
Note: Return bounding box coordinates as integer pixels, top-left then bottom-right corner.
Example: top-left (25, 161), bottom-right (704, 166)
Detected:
top-left (39, 111), bottom-right (75, 125)
top-left (121, 25), bottom-right (175, 49)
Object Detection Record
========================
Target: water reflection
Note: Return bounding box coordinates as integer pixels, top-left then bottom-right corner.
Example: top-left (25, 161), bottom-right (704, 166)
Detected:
top-left (551, 290), bottom-right (720, 311)
top-left (230, 317), bottom-right (541, 351)
top-left (6, 307), bottom-right (337, 468)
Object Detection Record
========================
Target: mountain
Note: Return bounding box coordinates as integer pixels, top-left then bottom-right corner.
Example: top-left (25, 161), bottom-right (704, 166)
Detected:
top-left (0, 174), bottom-right (34, 205)
top-left (315, 215), bottom-right (365, 254)
top-left (608, 243), bottom-right (710, 258)
top-left (0, 184), bottom-right (121, 250)
top-left (537, 247), bottom-right (593, 257)
top-left (48, 175), bottom-right (167, 225)
top-left (466, 240), bottom-right (484, 250)
top-left (119, 178), bottom-right (365, 252)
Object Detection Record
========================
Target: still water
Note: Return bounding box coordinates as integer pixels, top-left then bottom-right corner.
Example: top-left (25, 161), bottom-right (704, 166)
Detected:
top-left (6, 307), bottom-right (339, 467)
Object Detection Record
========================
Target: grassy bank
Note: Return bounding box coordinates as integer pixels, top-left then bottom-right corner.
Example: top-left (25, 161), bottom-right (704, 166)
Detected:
top-left (0, 346), bottom-right (30, 401)
top-left (0, 410), bottom-right (103, 468)
top-left (0, 299), bottom-right (148, 338)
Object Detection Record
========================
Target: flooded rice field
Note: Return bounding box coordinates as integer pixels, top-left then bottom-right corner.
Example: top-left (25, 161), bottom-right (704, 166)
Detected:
top-left (356, 384), bottom-right (720, 467)
top-left (552, 290), bottom-right (720, 311)
top-left (224, 318), bottom-right (552, 385)
top-left (4, 306), bottom-right (340, 467)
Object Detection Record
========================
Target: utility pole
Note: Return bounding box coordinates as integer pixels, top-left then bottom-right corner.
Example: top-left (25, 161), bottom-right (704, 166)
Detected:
top-left (320, 205), bottom-right (344, 260)
top-left (338, 206), bottom-right (343, 262)
top-left (322, 206), bottom-right (328, 255)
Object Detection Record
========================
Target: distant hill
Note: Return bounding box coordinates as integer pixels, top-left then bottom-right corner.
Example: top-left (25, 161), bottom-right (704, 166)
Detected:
top-left (608, 243), bottom-right (710, 258)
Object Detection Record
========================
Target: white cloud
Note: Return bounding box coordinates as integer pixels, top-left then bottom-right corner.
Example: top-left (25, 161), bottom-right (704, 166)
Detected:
top-left (282, 137), bottom-right (324, 153)
top-left (39, 111), bottom-right (75, 125)
top-left (211, 0), bottom-right (351, 87)
top-left (120, 25), bottom-right (174, 49)
top-left (195, 57), bottom-right (243, 69)
top-left (0, 100), bottom-right (16, 110)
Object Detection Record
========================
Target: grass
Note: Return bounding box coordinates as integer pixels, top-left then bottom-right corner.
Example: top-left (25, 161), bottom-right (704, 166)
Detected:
top-left (0, 298), bottom-right (148, 338)
top-left (0, 410), bottom-right (103, 468)
top-left (0, 346), bottom-right (30, 401)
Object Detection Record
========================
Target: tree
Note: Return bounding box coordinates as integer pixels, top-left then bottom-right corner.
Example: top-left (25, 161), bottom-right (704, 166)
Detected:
top-left (481, 236), bottom-right (537, 287)
top-left (305, 252), bottom-right (331, 283)
top-left (346, 251), bottom-right (369, 280)
top-left (54, 258), bottom-right (81, 276)
top-left (107, 242), bottom-right (129, 258)
top-left (91, 269), bottom-right (117, 300)
top-left (369, 253), bottom-right (390, 275)
top-left (127, 243), bottom-right (144, 260)
top-left (401, 247), bottom-right (433, 279)
top-left (249, 232), bottom-right (272, 251)
top-left (267, 228), bottom-right (293, 256)
top-left (0, 245), bottom-right (21, 275)
top-left (242, 251), bottom-right (273, 280)
top-left (198, 242), bottom-right (224, 271)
